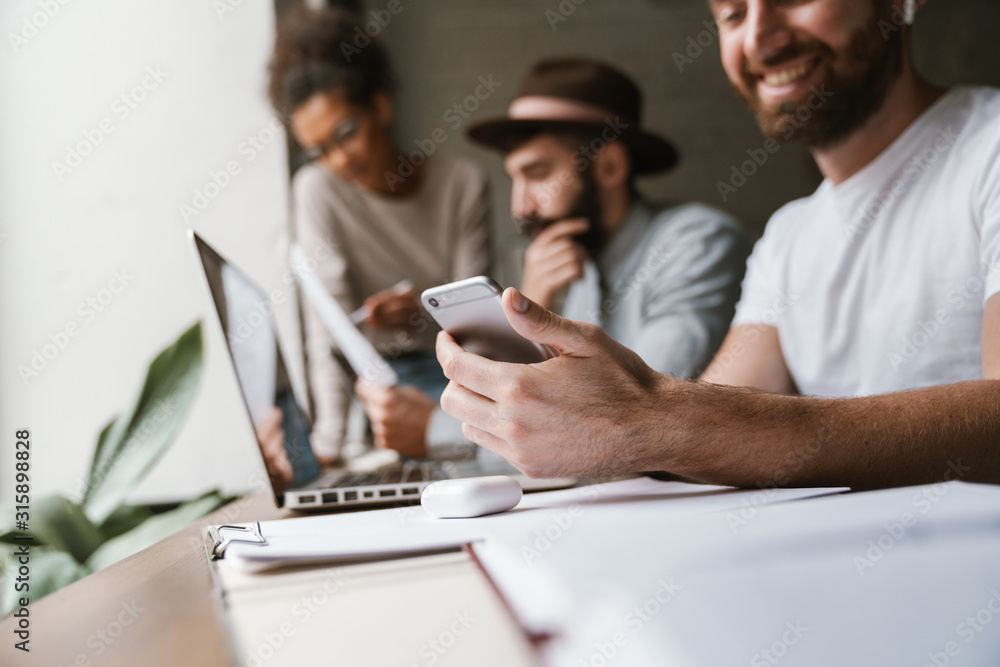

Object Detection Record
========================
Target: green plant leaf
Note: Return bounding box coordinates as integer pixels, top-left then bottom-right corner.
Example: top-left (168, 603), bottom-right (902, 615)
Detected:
top-left (85, 491), bottom-right (230, 572)
top-left (2, 548), bottom-right (91, 616)
top-left (86, 420), bottom-right (118, 501)
top-left (81, 321), bottom-right (203, 524)
top-left (98, 504), bottom-right (154, 541)
top-left (0, 495), bottom-right (104, 564)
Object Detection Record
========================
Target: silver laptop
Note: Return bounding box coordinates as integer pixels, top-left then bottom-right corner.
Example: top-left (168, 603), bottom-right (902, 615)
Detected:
top-left (190, 231), bottom-right (573, 511)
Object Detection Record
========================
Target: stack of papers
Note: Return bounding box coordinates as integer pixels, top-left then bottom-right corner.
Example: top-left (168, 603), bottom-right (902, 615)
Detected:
top-left (214, 478), bottom-right (1000, 665)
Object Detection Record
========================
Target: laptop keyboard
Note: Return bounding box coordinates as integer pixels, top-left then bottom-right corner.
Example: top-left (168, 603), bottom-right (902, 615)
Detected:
top-left (335, 461), bottom-right (443, 488)
top-left (291, 460), bottom-right (453, 507)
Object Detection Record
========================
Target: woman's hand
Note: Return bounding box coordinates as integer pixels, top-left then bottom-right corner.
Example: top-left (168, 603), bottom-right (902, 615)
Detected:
top-left (355, 379), bottom-right (436, 458)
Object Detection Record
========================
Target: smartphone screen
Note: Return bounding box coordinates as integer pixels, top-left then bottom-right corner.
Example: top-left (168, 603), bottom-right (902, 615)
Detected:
top-left (421, 277), bottom-right (556, 364)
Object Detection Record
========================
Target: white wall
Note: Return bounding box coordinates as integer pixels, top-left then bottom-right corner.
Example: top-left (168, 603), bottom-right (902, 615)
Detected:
top-left (0, 0), bottom-right (303, 503)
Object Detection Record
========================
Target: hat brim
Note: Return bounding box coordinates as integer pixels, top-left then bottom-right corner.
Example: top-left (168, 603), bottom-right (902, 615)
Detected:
top-left (466, 117), bottom-right (679, 175)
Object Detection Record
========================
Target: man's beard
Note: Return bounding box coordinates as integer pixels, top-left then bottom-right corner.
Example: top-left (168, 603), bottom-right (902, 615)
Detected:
top-left (515, 168), bottom-right (606, 256)
top-left (737, 10), bottom-right (904, 149)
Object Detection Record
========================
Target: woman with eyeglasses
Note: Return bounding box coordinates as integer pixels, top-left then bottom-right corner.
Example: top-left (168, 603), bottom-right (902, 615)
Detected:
top-left (267, 8), bottom-right (493, 465)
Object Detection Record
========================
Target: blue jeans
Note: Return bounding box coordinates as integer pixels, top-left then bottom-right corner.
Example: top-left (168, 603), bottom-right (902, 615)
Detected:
top-left (276, 388), bottom-right (321, 488)
top-left (388, 351), bottom-right (449, 402)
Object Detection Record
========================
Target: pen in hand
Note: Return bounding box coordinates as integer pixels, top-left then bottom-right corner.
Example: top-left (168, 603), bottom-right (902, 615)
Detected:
top-left (350, 279), bottom-right (414, 325)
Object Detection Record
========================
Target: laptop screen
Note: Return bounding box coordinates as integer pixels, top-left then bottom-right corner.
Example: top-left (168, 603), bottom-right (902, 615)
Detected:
top-left (192, 232), bottom-right (321, 501)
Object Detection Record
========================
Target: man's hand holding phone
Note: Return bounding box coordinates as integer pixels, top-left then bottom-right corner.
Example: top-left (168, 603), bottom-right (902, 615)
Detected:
top-left (436, 287), bottom-right (664, 480)
top-left (520, 218), bottom-right (590, 310)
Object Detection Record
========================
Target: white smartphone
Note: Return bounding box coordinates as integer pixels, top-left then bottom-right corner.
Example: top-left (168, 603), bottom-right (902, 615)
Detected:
top-left (421, 276), bottom-right (557, 363)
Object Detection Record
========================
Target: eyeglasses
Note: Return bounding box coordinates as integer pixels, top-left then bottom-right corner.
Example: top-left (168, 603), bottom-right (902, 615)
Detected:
top-left (300, 116), bottom-right (363, 164)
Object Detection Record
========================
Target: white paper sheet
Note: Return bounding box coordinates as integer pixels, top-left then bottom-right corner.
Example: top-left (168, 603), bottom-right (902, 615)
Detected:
top-left (219, 478), bottom-right (842, 578)
top-left (483, 480), bottom-right (1000, 667)
top-left (289, 244), bottom-right (397, 387)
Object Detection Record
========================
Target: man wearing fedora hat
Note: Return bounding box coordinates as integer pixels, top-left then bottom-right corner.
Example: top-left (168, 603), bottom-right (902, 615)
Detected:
top-left (436, 0), bottom-right (1000, 490)
top-left (467, 58), bottom-right (751, 379)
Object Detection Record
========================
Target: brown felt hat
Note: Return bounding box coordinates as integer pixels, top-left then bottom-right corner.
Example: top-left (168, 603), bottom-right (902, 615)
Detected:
top-left (466, 58), bottom-right (679, 175)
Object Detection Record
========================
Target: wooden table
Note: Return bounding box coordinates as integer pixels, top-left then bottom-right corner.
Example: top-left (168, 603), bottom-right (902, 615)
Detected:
top-left (2, 491), bottom-right (536, 667)
top-left (2, 491), bottom-right (285, 667)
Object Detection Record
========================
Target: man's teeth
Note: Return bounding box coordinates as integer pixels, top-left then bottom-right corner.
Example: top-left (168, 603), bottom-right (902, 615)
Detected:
top-left (762, 62), bottom-right (813, 87)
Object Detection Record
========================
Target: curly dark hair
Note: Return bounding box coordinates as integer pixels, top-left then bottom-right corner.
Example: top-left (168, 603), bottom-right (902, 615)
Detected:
top-left (267, 7), bottom-right (395, 121)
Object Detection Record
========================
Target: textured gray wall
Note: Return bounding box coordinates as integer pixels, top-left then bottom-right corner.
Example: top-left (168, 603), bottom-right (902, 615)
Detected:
top-left (361, 0), bottom-right (1000, 285)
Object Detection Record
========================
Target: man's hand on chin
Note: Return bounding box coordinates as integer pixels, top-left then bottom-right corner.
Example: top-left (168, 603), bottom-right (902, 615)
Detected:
top-left (520, 218), bottom-right (590, 310)
top-left (436, 287), bottom-right (674, 479)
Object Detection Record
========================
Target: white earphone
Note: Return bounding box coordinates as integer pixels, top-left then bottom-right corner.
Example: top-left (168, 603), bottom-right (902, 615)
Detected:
top-left (904, 0), bottom-right (917, 25)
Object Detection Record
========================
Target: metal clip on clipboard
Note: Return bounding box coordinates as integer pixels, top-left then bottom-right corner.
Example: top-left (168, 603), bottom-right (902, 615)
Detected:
top-left (208, 522), bottom-right (267, 559)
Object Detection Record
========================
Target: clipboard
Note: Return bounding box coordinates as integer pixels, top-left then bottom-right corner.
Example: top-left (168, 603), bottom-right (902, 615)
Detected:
top-left (203, 509), bottom-right (486, 573)
top-left (203, 535), bottom-right (539, 667)
top-left (202, 478), bottom-right (845, 574)
top-left (205, 521), bottom-right (476, 572)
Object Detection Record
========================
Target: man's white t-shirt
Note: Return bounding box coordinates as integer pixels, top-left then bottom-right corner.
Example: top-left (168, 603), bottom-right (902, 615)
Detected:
top-left (732, 86), bottom-right (1000, 398)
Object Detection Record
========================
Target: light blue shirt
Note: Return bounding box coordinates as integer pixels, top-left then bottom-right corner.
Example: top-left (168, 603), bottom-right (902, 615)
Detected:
top-left (562, 200), bottom-right (750, 378)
